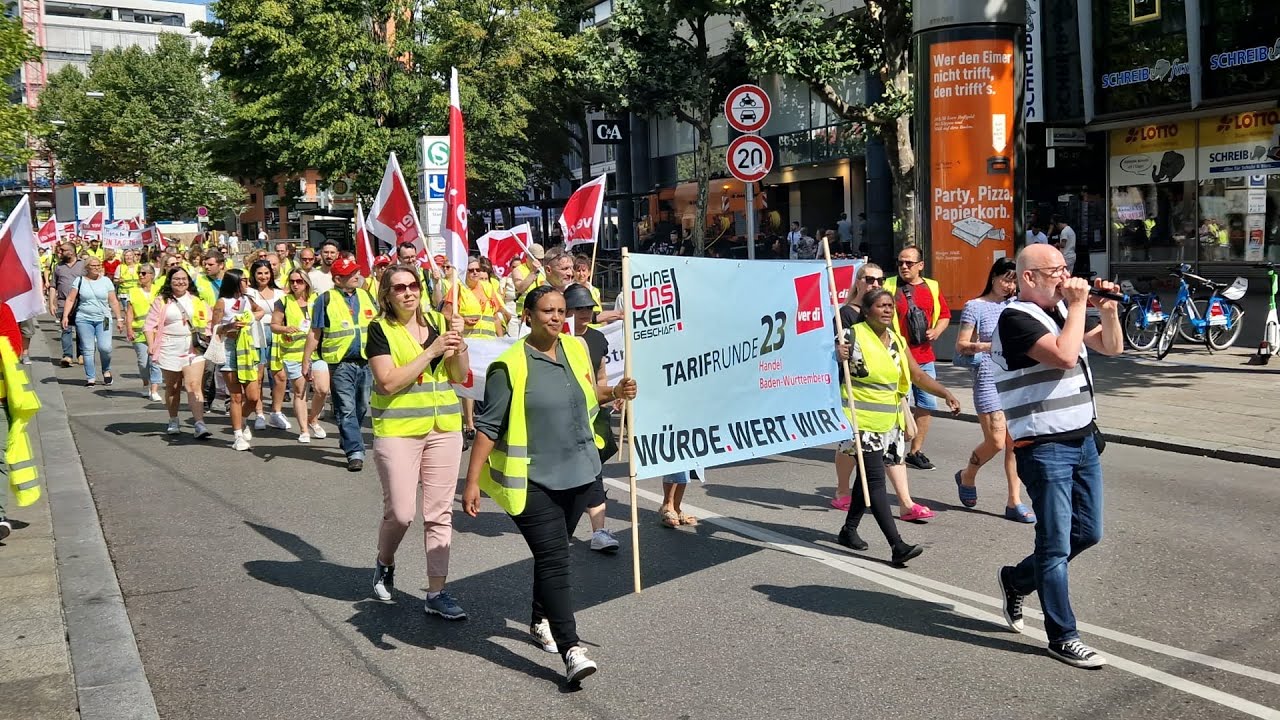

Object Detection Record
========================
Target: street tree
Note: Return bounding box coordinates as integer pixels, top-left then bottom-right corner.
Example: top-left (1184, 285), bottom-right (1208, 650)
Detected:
top-left (590, 0), bottom-right (748, 255)
top-left (35, 34), bottom-right (247, 220)
top-left (0, 12), bottom-right (41, 170)
top-left (733, 0), bottom-right (916, 244)
top-left (199, 0), bottom-right (591, 207)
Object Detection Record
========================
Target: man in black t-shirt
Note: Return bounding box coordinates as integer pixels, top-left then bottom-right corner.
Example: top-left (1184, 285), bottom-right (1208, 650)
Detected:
top-left (992, 244), bottom-right (1124, 670)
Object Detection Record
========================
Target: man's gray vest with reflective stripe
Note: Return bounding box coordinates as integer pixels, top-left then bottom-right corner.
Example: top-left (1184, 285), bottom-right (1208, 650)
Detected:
top-left (991, 300), bottom-right (1096, 441)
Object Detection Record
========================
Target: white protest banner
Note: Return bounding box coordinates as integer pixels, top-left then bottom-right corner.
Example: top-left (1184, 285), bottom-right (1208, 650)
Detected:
top-left (626, 255), bottom-right (847, 479)
top-left (452, 321), bottom-right (625, 400)
top-left (103, 223), bottom-right (144, 249)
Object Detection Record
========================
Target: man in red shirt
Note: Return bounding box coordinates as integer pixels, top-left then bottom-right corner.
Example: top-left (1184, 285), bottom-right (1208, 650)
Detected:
top-left (883, 246), bottom-right (951, 471)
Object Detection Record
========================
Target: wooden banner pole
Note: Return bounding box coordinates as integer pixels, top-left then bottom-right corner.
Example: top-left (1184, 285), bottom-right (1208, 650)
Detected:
top-left (822, 239), bottom-right (871, 508)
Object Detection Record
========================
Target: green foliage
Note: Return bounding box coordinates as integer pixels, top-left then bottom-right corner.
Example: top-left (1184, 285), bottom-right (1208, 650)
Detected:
top-left (0, 13), bottom-right (41, 168)
top-left (36, 35), bottom-right (247, 220)
top-left (199, 0), bottom-right (594, 205)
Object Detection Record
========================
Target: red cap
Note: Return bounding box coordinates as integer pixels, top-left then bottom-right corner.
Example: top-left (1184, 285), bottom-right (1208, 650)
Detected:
top-left (373, 255), bottom-right (392, 268)
top-left (331, 257), bottom-right (361, 277)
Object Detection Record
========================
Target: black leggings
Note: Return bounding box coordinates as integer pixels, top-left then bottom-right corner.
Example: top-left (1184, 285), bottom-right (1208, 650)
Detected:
top-left (841, 448), bottom-right (903, 547)
top-left (510, 480), bottom-right (593, 659)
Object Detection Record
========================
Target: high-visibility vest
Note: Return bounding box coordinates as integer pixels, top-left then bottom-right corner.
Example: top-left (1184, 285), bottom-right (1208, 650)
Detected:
top-left (318, 288), bottom-right (377, 364)
top-left (126, 285), bottom-right (159, 343)
top-left (589, 284), bottom-right (602, 314)
top-left (514, 263), bottom-right (546, 314)
top-left (1, 338), bottom-right (41, 507)
top-left (479, 337), bottom-right (602, 516)
top-left (991, 301), bottom-right (1096, 442)
top-left (192, 273), bottom-right (220, 307)
top-left (370, 316), bottom-right (463, 437)
top-left (457, 282), bottom-right (499, 338)
top-left (271, 294), bottom-right (313, 370)
top-left (117, 263), bottom-right (140, 292)
top-left (844, 322), bottom-right (910, 433)
top-left (85, 246), bottom-right (104, 261)
top-left (280, 257), bottom-right (297, 279)
top-left (883, 276), bottom-right (942, 337)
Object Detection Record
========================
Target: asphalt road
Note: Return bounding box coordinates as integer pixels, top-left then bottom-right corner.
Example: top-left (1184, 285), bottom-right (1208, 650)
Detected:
top-left (44, 332), bottom-right (1280, 720)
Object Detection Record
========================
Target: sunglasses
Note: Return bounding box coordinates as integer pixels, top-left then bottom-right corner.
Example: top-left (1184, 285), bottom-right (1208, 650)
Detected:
top-left (289, 278), bottom-right (306, 285)
top-left (467, 268), bottom-right (482, 273)
top-left (897, 260), bottom-right (921, 267)
top-left (390, 282), bottom-right (421, 294)
top-left (862, 276), bottom-right (884, 285)
top-left (300, 256), bottom-right (316, 262)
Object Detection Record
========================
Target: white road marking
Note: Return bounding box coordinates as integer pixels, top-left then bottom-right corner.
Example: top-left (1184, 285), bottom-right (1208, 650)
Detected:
top-left (603, 477), bottom-right (1280, 720)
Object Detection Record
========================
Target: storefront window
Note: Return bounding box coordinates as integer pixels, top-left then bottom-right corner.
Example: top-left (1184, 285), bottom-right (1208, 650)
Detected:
top-left (1201, 0), bottom-right (1280, 102)
top-left (1092, 0), bottom-right (1191, 116)
top-left (1197, 176), bottom-right (1280, 262)
top-left (1110, 182), bottom-right (1198, 262)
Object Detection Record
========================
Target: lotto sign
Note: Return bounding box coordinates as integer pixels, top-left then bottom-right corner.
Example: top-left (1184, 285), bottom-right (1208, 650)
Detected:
top-left (724, 84), bottom-right (771, 133)
top-left (727, 135), bottom-right (774, 183)
top-left (627, 255), bottom-right (847, 480)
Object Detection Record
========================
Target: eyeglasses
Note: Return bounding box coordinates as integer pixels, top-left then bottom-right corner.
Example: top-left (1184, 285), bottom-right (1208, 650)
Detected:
top-left (289, 278), bottom-right (306, 285)
top-left (1029, 265), bottom-right (1069, 277)
top-left (467, 268), bottom-right (482, 273)
top-left (861, 276), bottom-right (884, 285)
top-left (390, 282), bottom-right (421, 295)
top-left (300, 256), bottom-right (316, 262)
top-left (897, 260), bottom-right (921, 267)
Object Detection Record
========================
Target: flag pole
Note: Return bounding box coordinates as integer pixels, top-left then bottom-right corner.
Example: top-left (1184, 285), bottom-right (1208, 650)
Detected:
top-left (823, 239), bottom-right (870, 508)
top-left (621, 247), bottom-right (641, 593)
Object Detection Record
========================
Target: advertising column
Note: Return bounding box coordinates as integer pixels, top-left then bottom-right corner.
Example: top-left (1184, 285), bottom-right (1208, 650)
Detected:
top-left (913, 1), bottom-right (1026, 309)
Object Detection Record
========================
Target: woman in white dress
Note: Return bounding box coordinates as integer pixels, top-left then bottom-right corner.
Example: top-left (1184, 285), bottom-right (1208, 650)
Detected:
top-left (144, 266), bottom-right (213, 439)
top-left (247, 259), bottom-right (290, 432)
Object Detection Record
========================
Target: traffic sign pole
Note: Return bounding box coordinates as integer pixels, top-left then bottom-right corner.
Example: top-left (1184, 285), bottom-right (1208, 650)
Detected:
top-left (746, 182), bottom-right (755, 260)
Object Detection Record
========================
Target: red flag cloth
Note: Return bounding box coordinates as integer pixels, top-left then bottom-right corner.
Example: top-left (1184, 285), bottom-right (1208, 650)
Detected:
top-left (440, 68), bottom-right (470, 270)
top-left (354, 202), bottom-right (374, 276)
top-left (367, 151), bottom-right (424, 254)
top-left (84, 210), bottom-right (104, 235)
top-left (37, 218), bottom-right (58, 247)
top-left (0, 303), bottom-right (21, 361)
top-left (831, 264), bottom-right (856, 305)
top-left (476, 223), bottom-right (532, 278)
top-left (0, 196), bottom-right (45, 322)
top-left (558, 174), bottom-right (608, 249)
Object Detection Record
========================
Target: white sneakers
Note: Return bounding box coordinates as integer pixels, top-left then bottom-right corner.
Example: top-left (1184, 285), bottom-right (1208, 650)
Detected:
top-left (233, 430), bottom-right (251, 451)
top-left (590, 529), bottom-right (620, 553)
top-left (297, 432), bottom-right (311, 444)
top-left (266, 412), bottom-right (291, 430)
top-left (166, 419), bottom-right (180, 435)
top-left (564, 646), bottom-right (598, 683)
top-left (253, 414), bottom-right (267, 431)
top-left (530, 619), bottom-right (558, 654)
top-left (309, 422), bottom-right (327, 439)
top-left (149, 391), bottom-right (163, 402)
top-left (241, 425), bottom-right (253, 441)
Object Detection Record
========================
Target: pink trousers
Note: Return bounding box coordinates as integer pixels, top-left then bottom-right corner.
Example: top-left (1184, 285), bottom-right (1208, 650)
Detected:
top-left (373, 431), bottom-right (464, 578)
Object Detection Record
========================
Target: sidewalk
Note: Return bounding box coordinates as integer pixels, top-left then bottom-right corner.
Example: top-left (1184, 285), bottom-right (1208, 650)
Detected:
top-left (0, 325), bottom-right (159, 719)
top-left (935, 345), bottom-right (1280, 467)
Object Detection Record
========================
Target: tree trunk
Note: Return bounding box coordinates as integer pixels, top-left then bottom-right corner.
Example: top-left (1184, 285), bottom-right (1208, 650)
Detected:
top-left (692, 122), bottom-right (712, 256)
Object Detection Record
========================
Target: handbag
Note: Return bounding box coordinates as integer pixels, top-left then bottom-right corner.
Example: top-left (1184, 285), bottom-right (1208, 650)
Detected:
top-left (174, 298), bottom-right (211, 353)
top-left (900, 397), bottom-right (919, 439)
top-left (899, 285), bottom-right (930, 346)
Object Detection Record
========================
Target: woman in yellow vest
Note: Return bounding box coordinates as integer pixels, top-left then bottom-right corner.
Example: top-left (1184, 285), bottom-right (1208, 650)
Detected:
top-left (124, 263), bottom-right (162, 402)
top-left (270, 269), bottom-right (330, 443)
top-left (442, 257), bottom-right (505, 449)
top-left (462, 284), bottom-right (637, 685)
top-left (143, 267), bottom-right (214, 439)
top-left (115, 248), bottom-right (140, 299)
top-left (366, 265), bottom-right (471, 619)
top-left (479, 257), bottom-right (512, 331)
top-left (833, 288), bottom-right (960, 567)
top-left (210, 268), bottom-right (264, 452)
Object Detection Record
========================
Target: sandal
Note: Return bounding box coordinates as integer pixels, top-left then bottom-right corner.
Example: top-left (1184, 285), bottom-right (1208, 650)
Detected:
top-left (1004, 504), bottom-right (1036, 524)
top-left (954, 470), bottom-right (977, 508)
top-left (899, 504), bottom-right (935, 523)
top-left (660, 510), bottom-right (680, 528)
top-left (678, 513), bottom-right (698, 527)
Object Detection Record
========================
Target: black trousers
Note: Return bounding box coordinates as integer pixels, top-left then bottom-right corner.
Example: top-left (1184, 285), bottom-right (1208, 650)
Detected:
top-left (510, 480), bottom-right (593, 659)
top-left (841, 448), bottom-right (903, 547)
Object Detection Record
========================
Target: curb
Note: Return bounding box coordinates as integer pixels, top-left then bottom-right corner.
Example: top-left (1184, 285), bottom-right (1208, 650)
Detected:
top-left (30, 327), bottom-right (161, 720)
top-left (941, 412), bottom-right (1280, 469)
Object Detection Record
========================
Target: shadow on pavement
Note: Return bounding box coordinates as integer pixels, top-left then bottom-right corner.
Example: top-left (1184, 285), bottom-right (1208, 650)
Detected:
top-left (752, 583), bottom-right (1042, 656)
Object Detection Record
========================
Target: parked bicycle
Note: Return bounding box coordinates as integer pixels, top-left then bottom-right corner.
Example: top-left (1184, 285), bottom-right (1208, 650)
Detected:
top-left (1119, 277), bottom-right (1165, 351)
top-left (1155, 263), bottom-right (1248, 360)
top-left (1251, 261), bottom-right (1278, 365)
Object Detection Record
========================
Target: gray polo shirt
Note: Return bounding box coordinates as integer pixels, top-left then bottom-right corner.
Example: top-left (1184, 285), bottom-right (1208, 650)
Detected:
top-left (475, 340), bottom-right (601, 491)
top-left (52, 259), bottom-right (85, 312)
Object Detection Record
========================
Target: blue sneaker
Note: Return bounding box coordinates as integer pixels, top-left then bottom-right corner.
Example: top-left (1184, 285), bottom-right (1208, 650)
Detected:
top-left (424, 591), bottom-right (467, 620)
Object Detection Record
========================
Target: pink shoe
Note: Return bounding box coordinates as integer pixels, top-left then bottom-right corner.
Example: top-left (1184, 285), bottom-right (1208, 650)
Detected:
top-left (830, 495), bottom-right (853, 511)
top-left (900, 504), bottom-right (935, 522)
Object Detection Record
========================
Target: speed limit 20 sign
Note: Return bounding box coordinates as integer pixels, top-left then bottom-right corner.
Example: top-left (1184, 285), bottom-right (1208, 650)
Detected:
top-left (726, 135), bottom-right (774, 183)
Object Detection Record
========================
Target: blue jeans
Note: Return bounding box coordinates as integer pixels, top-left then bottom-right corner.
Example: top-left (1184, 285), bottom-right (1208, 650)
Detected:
top-left (75, 319), bottom-right (113, 381)
top-left (59, 315), bottom-right (77, 360)
top-left (330, 360), bottom-right (371, 460)
top-left (910, 361), bottom-right (939, 411)
top-left (133, 341), bottom-right (162, 385)
top-left (1008, 433), bottom-right (1104, 644)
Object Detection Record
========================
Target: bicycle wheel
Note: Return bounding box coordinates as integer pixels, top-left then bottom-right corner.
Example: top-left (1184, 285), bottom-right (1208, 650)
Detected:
top-left (1123, 304), bottom-right (1159, 351)
top-left (1206, 300), bottom-right (1245, 350)
top-left (1156, 308), bottom-right (1180, 360)
top-left (1177, 299), bottom-right (1207, 343)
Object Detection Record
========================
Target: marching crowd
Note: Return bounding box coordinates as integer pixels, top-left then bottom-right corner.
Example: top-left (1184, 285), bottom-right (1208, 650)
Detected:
top-left (28, 230), bottom-right (1123, 681)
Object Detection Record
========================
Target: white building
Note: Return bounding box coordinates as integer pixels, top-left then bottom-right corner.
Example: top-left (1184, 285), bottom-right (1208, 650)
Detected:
top-left (41, 0), bottom-right (206, 75)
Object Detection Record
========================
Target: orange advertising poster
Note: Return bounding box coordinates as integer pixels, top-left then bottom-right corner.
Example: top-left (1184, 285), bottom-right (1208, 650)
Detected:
top-left (927, 38), bottom-right (1017, 309)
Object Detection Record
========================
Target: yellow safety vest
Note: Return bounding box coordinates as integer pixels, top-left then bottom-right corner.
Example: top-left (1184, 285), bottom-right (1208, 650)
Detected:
top-left (270, 294), bottom-right (313, 370)
top-left (589, 285), bottom-right (603, 314)
top-left (193, 273), bottom-right (221, 307)
top-left (126, 286), bottom-right (159, 343)
top-left (318, 288), bottom-right (377, 364)
top-left (883, 276), bottom-right (942, 336)
top-left (457, 282), bottom-right (499, 338)
top-left (843, 323), bottom-right (910, 433)
top-left (85, 246), bottom-right (104, 261)
top-left (370, 316), bottom-right (463, 437)
top-left (514, 263), bottom-right (546, 314)
top-left (479, 337), bottom-right (602, 516)
top-left (117, 263), bottom-right (140, 292)
top-left (1, 338), bottom-right (41, 507)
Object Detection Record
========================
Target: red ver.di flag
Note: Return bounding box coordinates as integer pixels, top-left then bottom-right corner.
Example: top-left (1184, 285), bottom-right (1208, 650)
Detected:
top-left (0, 196), bottom-right (45, 322)
top-left (440, 67), bottom-right (469, 271)
top-left (476, 223), bottom-right (532, 278)
top-left (367, 151), bottom-right (424, 255)
top-left (83, 210), bottom-right (104, 238)
top-left (354, 201), bottom-right (374, 276)
top-left (558, 174), bottom-right (608, 249)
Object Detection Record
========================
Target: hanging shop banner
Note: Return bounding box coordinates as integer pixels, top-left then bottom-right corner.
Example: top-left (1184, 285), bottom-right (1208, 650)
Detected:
top-left (1108, 121), bottom-right (1196, 186)
top-left (626, 255), bottom-right (847, 480)
top-left (1197, 110), bottom-right (1280, 180)
top-left (1024, 0), bottom-right (1045, 123)
top-left (926, 37), bottom-right (1019, 309)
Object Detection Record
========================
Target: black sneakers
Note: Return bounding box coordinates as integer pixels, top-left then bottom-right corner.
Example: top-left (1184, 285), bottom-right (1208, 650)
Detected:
top-left (836, 528), bottom-right (869, 551)
top-left (1048, 639), bottom-right (1108, 669)
top-left (996, 566), bottom-right (1025, 632)
top-left (347, 458), bottom-right (364, 472)
top-left (904, 451), bottom-right (936, 471)
top-left (890, 542), bottom-right (923, 567)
